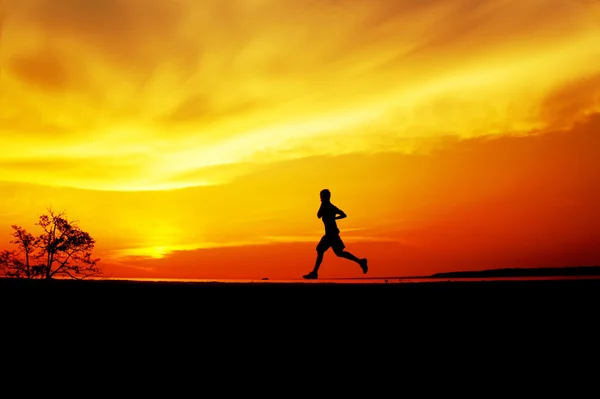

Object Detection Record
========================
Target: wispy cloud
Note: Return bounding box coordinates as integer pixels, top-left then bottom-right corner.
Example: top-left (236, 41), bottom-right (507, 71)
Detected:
top-left (1, 0), bottom-right (599, 190)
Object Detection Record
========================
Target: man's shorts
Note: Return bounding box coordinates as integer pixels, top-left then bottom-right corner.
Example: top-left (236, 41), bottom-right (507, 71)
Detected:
top-left (316, 234), bottom-right (345, 253)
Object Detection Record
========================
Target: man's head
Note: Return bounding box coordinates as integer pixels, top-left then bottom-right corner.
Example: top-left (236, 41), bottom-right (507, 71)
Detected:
top-left (320, 189), bottom-right (331, 202)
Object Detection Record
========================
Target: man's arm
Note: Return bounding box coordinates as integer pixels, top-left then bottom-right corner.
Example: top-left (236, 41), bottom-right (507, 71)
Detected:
top-left (335, 209), bottom-right (347, 220)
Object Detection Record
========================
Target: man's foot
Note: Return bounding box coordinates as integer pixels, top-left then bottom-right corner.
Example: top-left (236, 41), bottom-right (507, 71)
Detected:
top-left (303, 272), bottom-right (318, 280)
top-left (360, 258), bottom-right (368, 275)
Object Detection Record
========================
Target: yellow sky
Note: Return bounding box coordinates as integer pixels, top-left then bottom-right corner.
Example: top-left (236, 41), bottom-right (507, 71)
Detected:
top-left (2, 0), bottom-right (599, 191)
top-left (1, 0), bottom-right (600, 279)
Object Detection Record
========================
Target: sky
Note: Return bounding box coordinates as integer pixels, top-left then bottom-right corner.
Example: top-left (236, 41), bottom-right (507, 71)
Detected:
top-left (1, 0), bottom-right (599, 280)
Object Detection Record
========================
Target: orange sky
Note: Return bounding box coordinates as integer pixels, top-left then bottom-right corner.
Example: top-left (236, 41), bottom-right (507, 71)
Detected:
top-left (1, 0), bottom-right (599, 280)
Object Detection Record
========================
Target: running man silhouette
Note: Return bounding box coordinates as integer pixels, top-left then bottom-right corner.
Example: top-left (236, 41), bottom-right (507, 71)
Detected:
top-left (303, 189), bottom-right (368, 280)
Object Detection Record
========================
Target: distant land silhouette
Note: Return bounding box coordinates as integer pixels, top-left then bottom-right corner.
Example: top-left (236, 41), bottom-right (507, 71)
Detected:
top-left (334, 265), bottom-right (600, 280)
top-left (405, 266), bottom-right (600, 279)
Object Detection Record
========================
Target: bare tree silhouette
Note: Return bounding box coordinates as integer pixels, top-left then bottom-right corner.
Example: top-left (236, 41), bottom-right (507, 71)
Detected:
top-left (0, 208), bottom-right (102, 280)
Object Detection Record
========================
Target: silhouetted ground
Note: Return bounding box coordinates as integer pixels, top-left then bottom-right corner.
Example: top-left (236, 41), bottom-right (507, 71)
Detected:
top-left (2, 278), bottom-right (597, 380)
top-left (2, 278), bottom-right (597, 327)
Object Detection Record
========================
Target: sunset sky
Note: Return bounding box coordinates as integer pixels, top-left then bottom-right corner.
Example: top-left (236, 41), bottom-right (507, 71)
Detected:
top-left (1, 0), bottom-right (599, 280)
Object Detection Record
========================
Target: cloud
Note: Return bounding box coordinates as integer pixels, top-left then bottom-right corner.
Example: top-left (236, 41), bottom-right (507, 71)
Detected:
top-left (0, 154), bottom-right (155, 190)
top-left (1, 0), bottom-right (599, 191)
top-left (159, 94), bottom-right (268, 129)
top-left (8, 49), bottom-right (71, 91)
top-left (8, 0), bottom-right (188, 68)
top-left (539, 72), bottom-right (600, 129)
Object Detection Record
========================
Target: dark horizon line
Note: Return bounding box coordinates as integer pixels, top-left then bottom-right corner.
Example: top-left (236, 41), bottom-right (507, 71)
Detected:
top-left (2, 266), bottom-right (599, 282)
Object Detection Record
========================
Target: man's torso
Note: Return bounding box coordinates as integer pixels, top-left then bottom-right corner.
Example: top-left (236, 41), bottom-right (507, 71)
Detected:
top-left (320, 202), bottom-right (340, 236)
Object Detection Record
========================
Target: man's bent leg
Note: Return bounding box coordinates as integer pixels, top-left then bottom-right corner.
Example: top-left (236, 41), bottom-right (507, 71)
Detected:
top-left (304, 238), bottom-right (329, 279)
top-left (303, 251), bottom-right (323, 280)
top-left (334, 249), bottom-right (360, 263)
top-left (333, 249), bottom-right (368, 275)
top-left (313, 251), bottom-right (324, 273)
